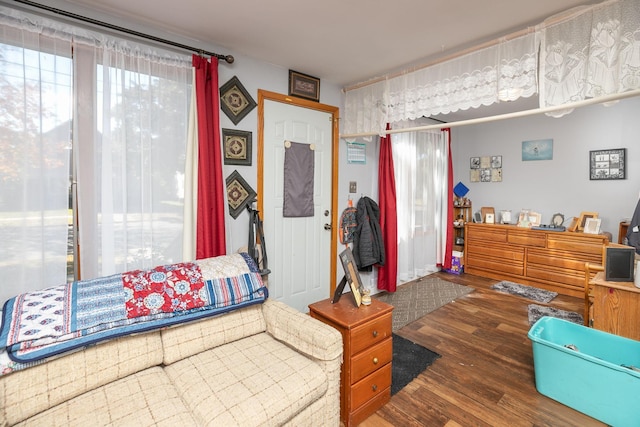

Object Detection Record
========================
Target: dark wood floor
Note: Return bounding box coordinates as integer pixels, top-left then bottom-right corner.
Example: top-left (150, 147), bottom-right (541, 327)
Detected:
top-left (360, 272), bottom-right (606, 427)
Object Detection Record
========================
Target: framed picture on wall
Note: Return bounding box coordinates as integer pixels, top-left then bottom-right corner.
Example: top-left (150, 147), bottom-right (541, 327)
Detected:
top-left (219, 76), bottom-right (257, 125)
top-left (222, 129), bottom-right (252, 166)
top-left (522, 139), bottom-right (553, 161)
top-left (589, 148), bottom-right (626, 180)
top-left (288, 70), bottom-right (320, 102)
top-left (225, 170), bottom-right (256, 219)
top-left (491, 155), bottom-right (502, 168)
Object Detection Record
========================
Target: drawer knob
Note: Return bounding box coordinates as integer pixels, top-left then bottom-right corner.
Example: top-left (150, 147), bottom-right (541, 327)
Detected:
top-left (372, 357), bottom-right (379, 365)
top-left (372, 330), bottom-right (378, 338)
top-left (372, 384), bottom-right (378, 392)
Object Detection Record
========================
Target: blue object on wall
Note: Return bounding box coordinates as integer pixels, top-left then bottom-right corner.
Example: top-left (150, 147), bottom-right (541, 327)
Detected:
top-left (453, 182), bottom-right (469, 197)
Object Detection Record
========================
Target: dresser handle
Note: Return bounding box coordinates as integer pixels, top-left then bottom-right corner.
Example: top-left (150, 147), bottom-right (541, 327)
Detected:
top-left (372, 330), bottom-right (378, 338)
top-left (373, 357), bottom-right (379, 365)
top-left (372, 384), bottom-right (378, 392)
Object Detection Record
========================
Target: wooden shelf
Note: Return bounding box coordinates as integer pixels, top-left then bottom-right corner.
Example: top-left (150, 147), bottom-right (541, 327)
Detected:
top-left (452, 201), bottom-right (472, 247)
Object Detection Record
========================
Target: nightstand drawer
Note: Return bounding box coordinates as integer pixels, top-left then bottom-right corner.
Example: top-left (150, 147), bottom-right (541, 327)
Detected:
top-left (350, 312), bottom-right (392, 355)
top-left (350, 337), bottom-right (392, 383)
top-left (350, 362), bottom-right (391, 409)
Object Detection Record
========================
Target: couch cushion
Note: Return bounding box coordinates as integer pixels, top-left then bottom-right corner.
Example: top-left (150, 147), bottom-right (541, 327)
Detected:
top-left (164, 333), bottom-right (328, 426)
top-left (161, 303), bottom-right (266, 365)
top-left (1, 332), bottom-right (164, 425)
top-left (15, 367), bottom-right (196, 427)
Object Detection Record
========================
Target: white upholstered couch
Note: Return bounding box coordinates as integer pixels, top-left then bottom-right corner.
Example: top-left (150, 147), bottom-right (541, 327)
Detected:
top-left (0, 298), bottom-right (343, 426)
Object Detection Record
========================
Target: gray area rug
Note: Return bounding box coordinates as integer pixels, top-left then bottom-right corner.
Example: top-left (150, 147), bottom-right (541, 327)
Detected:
top-left (528, 304), bottom-right (583, 326)
top-left (374, 276), bottom-right (474, 331)
top-left (490, 281), bottom-right (558, 303)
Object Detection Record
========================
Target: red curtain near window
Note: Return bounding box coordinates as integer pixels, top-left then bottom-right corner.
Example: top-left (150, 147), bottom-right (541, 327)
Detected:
top-left (192, 55), bottom-right (226, 259)
top-left (377, 124), bottom-right (398, 292)
top-left (443, 128), bottom-right (454, 269)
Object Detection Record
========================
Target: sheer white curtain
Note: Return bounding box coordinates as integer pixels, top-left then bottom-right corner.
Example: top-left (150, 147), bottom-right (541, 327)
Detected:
top-left (74, 38), bottom-right (192, 279)
top-left (182, 70), bottom-right (199, 262)
top-left (391, 120), bottom-right (449, 283)
top-left (0, 10), bottom-right (73, 303)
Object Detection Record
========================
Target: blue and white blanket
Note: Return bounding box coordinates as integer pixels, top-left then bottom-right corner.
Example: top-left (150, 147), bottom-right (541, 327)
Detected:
top-left (0, 253), bottom-right (267, 374)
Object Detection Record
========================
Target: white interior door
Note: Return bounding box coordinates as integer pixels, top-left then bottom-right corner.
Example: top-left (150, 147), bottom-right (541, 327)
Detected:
top-left (262, 98), bottom-right (334, 313)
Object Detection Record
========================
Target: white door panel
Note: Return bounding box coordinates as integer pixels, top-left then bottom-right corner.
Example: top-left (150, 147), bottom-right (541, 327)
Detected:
top-left (263, 99), bottom-right (332, 312)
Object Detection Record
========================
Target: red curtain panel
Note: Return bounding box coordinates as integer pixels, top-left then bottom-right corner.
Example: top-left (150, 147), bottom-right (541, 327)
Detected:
top-left (193, 55), bottom-right (226, 258)
top-left (443, 128), bottom-right (453, 270)
top-left (377, 125), bottom-right (398, 292)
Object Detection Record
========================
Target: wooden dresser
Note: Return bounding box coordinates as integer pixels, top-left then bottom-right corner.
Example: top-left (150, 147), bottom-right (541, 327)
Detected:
top-left (464, 223), bottom-right (609, 297)
top-left (309, 297), bottom-right (393, 426)
top-left (591, 272), bottom-right (640, 340)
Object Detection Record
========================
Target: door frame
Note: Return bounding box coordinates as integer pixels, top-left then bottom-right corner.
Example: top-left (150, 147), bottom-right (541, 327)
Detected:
top-left (257, 89), bottom-right (340, 297)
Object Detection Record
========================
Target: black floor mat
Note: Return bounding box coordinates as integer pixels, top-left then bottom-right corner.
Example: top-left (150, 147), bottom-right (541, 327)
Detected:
top-left (392, 333), bottom-right (440, 395)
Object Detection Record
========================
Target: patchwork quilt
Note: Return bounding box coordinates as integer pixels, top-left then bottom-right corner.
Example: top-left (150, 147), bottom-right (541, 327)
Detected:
top-left (0, 253), bottom-right (267, 374)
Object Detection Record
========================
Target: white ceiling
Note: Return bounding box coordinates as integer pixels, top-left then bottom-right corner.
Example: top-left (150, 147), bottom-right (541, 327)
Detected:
top-left (26, 0), bottom-right (600, 120)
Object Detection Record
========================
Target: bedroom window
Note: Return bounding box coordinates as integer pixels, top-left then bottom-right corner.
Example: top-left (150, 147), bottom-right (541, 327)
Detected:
top-left (0, 37), bottom-right (74, 304)
top-left (0, 9), bottom-right (192, 304)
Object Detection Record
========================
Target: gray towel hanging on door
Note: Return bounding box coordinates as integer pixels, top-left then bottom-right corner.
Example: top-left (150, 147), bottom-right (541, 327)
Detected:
top-left (283, 140), bottom-right (314, 217)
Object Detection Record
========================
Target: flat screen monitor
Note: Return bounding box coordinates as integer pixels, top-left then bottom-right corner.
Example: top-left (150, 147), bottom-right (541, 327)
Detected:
top-left (605, 246), bottom-right (635, 282)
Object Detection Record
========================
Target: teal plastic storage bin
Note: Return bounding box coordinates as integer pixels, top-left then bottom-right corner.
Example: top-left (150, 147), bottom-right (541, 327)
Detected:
top-left (528, 316), bottom-right (640, 427)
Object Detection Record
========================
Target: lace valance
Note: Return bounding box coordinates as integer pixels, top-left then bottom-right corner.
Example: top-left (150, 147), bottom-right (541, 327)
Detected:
top-left (540, 0), bottom-right (640, 117)
top-left (344, 33), bottom-right (538, 137)
top-left (344, 0), bottom-right (640, 135)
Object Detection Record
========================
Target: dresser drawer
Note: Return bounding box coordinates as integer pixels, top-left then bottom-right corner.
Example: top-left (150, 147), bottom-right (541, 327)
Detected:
top-left (350, 313), bottom-right (392, 355)
top-left (528, 249), bottom-right (597, 273)
top-left (527, 265), bottom-right (583, 289)
top-left (350, 362), bottom-right (392, 410)
top-left (466, 242), bottom-right (524, 262)
top-left (547, 234), bottom-right (606, 255)
top-left (507, 230), bottom-right (545, 247)
top-left (466, 224), bottom-right (507, 243)
top-left (350, 337), bottom-right (393, 384)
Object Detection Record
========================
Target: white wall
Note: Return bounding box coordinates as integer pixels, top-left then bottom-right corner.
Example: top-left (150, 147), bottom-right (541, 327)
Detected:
top-left (452, 96), bottom-right (640, 242)
top-left (215, 54), bottom-right (343, 253)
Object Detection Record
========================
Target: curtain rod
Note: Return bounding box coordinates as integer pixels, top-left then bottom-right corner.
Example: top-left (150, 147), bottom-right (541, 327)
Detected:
top-left (12, 0), bottom-right (235, 63)
top-left (340, 89), bottom-right (640, 139)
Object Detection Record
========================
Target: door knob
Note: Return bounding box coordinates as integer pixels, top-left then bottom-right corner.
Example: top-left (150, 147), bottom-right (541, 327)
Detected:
top-left (324, 223), bottom-right (332, 230)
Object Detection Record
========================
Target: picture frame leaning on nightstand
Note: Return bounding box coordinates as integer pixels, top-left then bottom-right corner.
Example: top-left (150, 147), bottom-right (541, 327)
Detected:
top-left (332, 247), bottom-right (362, 307)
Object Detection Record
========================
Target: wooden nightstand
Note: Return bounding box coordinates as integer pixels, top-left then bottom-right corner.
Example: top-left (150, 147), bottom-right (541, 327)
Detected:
top-left (591, 271), bottom-right (640, 340)
top-left (309, 297), bottom-right (393, 426)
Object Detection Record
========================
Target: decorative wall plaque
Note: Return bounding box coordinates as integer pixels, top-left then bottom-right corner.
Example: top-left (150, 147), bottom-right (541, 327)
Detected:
top-left (222, 128), bottom-right (252, 166)
top-left (219, 76), bottom-right (256, 125)
top-left (225, 170), bottom-right (256, 219)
